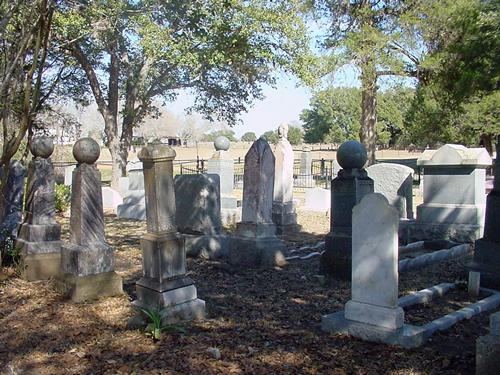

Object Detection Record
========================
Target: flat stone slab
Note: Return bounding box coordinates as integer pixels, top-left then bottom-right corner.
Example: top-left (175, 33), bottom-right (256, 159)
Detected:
top-left (133, 298), bottom-right (206, 326)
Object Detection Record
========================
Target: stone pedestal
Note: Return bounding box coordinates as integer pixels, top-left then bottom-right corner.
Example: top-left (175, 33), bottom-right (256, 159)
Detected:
top-left (16, 136), bottom-right (62, 281)
top-left (57, 138), bottom-right (122, 301)
top-left (229, 138), bottom-right (286, 267)
top-left (132, 144), bottom-right (205, 324)
top-left (321, 160), bottom-right (374, 280)
top-left (272, 125), bottom-right (299, 234)
top-left (414, 144), bottom-right (491, 242)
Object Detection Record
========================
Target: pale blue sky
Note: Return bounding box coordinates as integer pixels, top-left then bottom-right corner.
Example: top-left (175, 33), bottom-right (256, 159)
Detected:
top-left (168, 65), bottom-right (362, 138)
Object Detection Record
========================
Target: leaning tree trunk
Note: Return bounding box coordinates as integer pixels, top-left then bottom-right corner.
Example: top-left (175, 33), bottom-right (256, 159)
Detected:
top-left (359, 63), bottom-right (378, 166)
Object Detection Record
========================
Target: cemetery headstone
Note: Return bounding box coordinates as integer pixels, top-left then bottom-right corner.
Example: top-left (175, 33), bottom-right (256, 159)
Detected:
top-left (0, 160), bottom-right (26, 246)
top-left (117, 160), bottom-right (146, 220)
top-left (469, 139), bottom-right (500, 288)
top-left (16, 136), bottom-right (62, 281)
top-left (304, 187), bottom-right (330, 212)
top-left (413, 144), bottom-right (491, 242)
top-left (320, 140), bottom-right (373, 280)
top-left (57, 138), bottom-right (122, 302)
top-left (272, 124), bottom-right (299, 233)
top-left (207, 136), bottom-right (240, 225)
top-left (133, 143), bottom-right (205, 324)
top-left (296, 147), bottom-right (315, 187)
top-left (102, 187), bottom-right (123, 212)
top-left (174, 174), bottom-right (228, 258)
top-left (229, 137), bottom-right (286, 267)
top-left (366, 163), bottom-right (414, 219)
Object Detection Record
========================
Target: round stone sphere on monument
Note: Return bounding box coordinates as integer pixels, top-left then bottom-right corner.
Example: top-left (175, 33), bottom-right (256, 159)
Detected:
top-left (30, 136), bottom-right (54, 158)
top-left (337, 140), bottom-right (368, 169)
top-left (73, 137), bottom-right (101, 164)
top-left (214, 136), bottom-right (230, 151)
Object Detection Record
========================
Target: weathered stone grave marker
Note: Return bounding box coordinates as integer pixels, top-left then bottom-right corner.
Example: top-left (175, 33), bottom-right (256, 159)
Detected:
top-left (272, 124), bottom-right (299, 233)
top-left (229, 137), bottom-right (286, 267)
top-left (320, 140), bottom-right (373, 280)
top-left (57, 138), bottom-right (122, 302)
top-left (133, 143), bottom-right (205, 323)
top-left (17, 136), bottom-right (62, 281)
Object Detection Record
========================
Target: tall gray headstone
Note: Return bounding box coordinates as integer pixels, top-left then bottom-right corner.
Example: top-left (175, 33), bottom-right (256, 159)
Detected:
top-left (17, 136), bottom-right (62, 281)
top-left (207, 136), bottom-right (239, 225)
top-left (414, 144), bottom-right (491, 242)
top-left (470, 138), bottom-right (500, 289)
top-left (229, 138), bottom-right (286, 267)
top-left (133, 143), bottom-right (205, 324)
top-left (320, 140), bottom-right (374, 280)
top-left (272, 124), bottom-right (298, 233)
top-left (366, 163), bottom-right (414, 219)
top-left (345, 193), bottom-right (404, 328)
top-left (57, 138), bottom-right (122, 302)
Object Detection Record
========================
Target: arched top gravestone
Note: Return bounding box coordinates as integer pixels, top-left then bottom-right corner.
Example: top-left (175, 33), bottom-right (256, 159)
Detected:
top-left (242, 137), bottom-right (275, 224)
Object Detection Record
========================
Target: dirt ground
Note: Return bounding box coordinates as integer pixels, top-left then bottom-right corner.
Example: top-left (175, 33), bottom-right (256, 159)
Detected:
top-left (0, 208), bottom-right (497, 375)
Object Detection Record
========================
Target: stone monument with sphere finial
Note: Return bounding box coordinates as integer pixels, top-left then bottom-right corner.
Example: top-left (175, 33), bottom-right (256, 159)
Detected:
top-left (57, 138), bottom-right (122, 302)
top-left (320, 140), bottom-right (374, 280)
top-left (207, 136), bottom-right (239, 225)
top-left (272, 124), bottom-right (299, 233)
top-left (17, 136), bottom-right (62, 281)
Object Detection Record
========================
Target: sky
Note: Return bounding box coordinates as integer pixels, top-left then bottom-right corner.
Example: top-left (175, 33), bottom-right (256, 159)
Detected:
top-left (167, 65), bottom-right (361, 138)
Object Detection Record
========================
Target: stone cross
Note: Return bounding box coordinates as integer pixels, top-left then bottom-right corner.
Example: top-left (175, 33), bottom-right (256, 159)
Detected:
top-left (17, 136), bottom-right (61, 281)
top-left (133, 143), bottom-right (205, 324)
top-left (229, 138), bottom-right (286, 267)
top-left (58, 137), bottom-right (122, 302)
top-left (272, 124), bottom-right (298, 233)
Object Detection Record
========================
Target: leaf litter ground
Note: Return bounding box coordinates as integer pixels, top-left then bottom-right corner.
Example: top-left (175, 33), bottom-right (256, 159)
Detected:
top-left (0, 210), bottom-right (497, 374)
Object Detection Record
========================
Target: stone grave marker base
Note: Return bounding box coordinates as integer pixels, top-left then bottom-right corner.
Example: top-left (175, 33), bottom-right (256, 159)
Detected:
top-left (322, 311), bottom-right (427, 349)
top-left (229, 222), bottom-right (286, 267)
top-left (468, 239), bottom-right (500, 289)
top-left (134, 276), bottom-right (205, 325)
top-left (405, 222), bottom-right (481, 243)
top-left (321, 231), bottom-right (351, 280)
top-left (55, 271), bottom-right (123, 302)
top-left (20, 251), bottom-right (61, 281)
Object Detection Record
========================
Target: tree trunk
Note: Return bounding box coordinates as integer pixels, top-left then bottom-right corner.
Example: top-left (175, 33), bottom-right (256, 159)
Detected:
top-left (480, 133), bottom-right (493, 155)
top-left (359, 62), bottom-right (378, 166)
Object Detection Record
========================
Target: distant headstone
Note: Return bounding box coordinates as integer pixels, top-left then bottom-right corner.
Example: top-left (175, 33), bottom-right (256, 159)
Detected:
top-left (57, 138), bottom-right (122, 302)
top-left (229, 138), bottom-right (286, 267)
top-left (296, 149), bottom-right (315, 187)
top-left (133, 143), bottom-right (205, 324)
top-left (320, 140), bottom-right (374, 280)
top-left (102, 187), bottom-right (123, 212)
top-left (117, 170), bottom-right (146, 220)
top-left (17, 136), bottom-right (61, 281)
top-left (175, 174), bottom-right (221, 235)
top-left (304, 187), bottom-right (330, 212)
top-left (272, 124), bottom-right (298, 233)
top-left (207, 136), bottom-right (239, 225)
top-left (64, 165), bottom-right (76, 185)
top-left (366, 163), bottom-right (414, 219)
top-left (413, 144), bottom-right (491, 242)
top-left (0, 160), bottom-right (26, 246)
